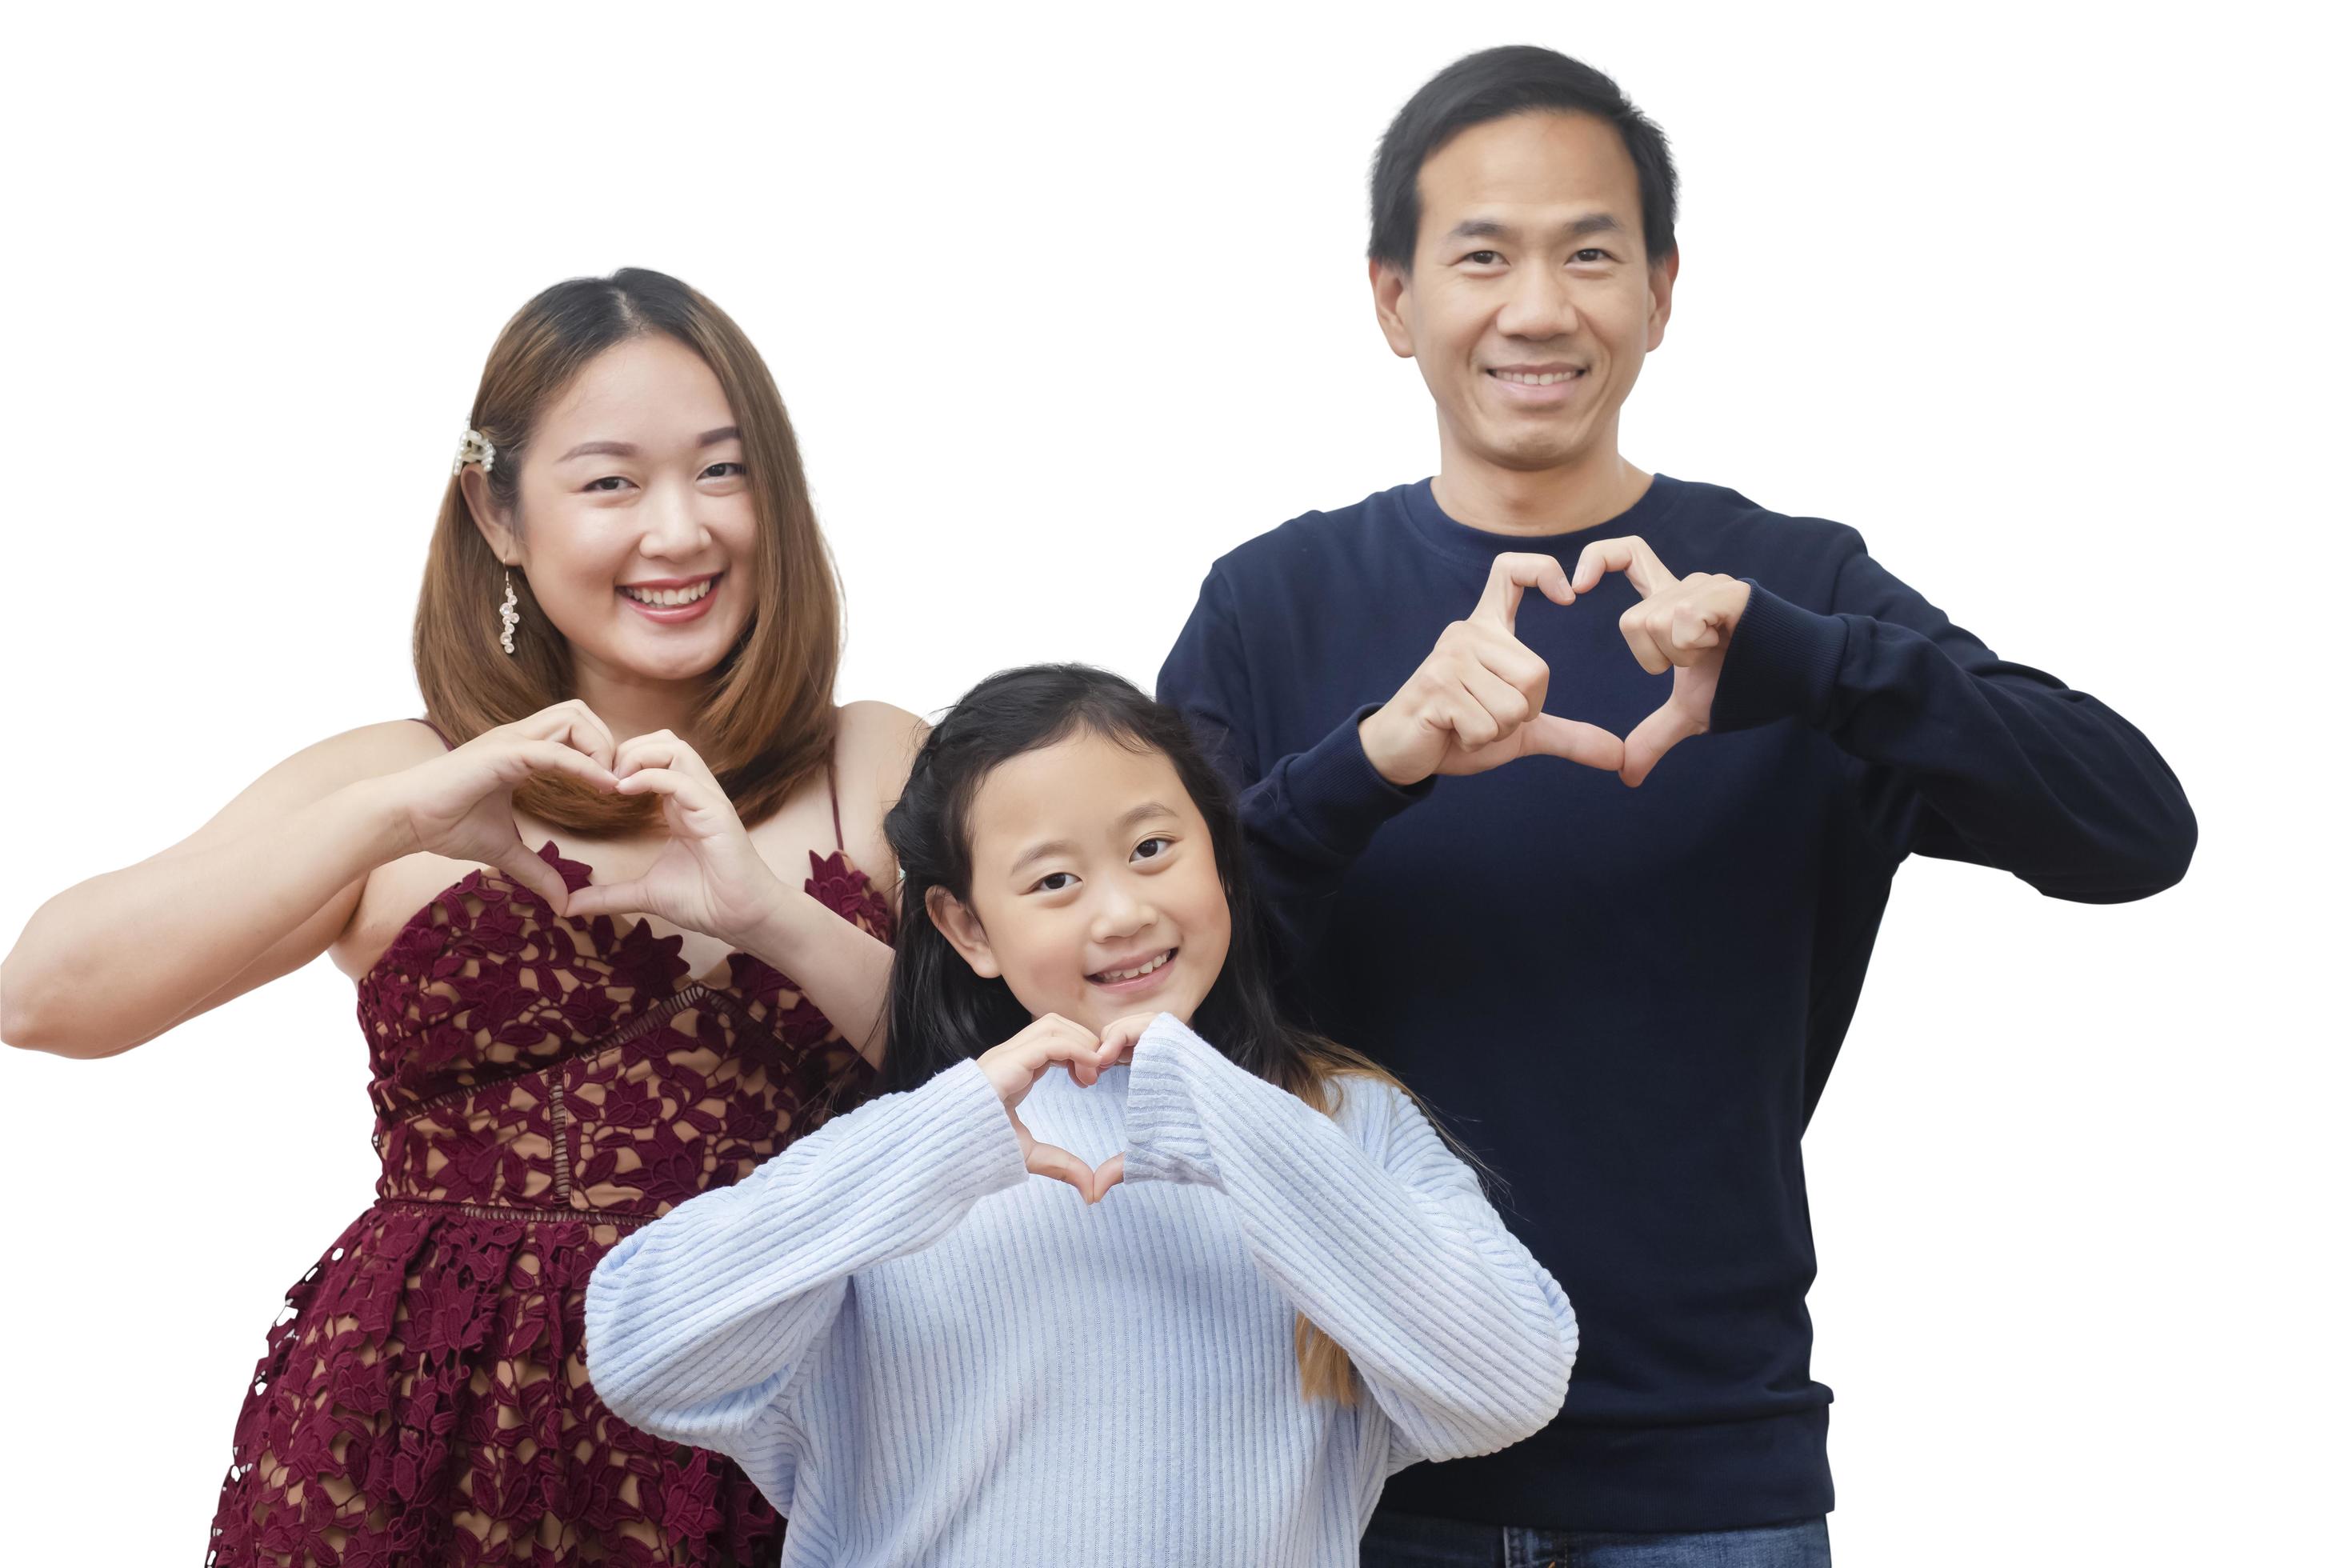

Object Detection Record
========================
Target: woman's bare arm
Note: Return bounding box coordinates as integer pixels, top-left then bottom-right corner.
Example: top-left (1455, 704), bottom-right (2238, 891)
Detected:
top-left (2, 703), bottom-right (617, 1060)
top-left (0, 722), bottom-right (438, 1058)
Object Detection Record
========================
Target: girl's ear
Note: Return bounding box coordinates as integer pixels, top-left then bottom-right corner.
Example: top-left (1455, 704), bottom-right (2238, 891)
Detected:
top-left (925, 886), bottom-right (1001, 978)
top-left (461, 464), bottom-right (521, 566)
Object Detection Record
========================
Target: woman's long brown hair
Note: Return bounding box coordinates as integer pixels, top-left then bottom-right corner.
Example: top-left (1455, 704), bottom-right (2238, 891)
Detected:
top-left (414, 268), bottom-right (840, 834)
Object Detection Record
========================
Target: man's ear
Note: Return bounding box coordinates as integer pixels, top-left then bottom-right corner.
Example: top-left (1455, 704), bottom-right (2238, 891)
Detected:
top-left (1370, 257), bottom-right (1417, 360)
top-left (1646, 247), bottom-right (1680, 353)
top-left (926, 886), bottom-right (1001, 978)
top-left (461, 465), bottom-right (520, 567)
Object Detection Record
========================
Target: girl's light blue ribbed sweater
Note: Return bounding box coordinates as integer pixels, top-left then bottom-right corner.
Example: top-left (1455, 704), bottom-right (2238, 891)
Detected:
top-left (583, 1014), bottom-right (1578, 1568)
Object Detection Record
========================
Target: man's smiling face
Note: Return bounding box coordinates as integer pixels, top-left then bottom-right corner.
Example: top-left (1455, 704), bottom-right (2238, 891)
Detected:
top-left (1374, 110), bottom-right (1678, 477)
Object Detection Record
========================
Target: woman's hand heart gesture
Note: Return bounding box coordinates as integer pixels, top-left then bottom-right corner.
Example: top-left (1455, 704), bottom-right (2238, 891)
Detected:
top-left (978, 1014), bottom-right (1135, 1205)
top-left (394, 700), bottom-right (620, 915)
top-left (560, 729), bottom-right (786, 950)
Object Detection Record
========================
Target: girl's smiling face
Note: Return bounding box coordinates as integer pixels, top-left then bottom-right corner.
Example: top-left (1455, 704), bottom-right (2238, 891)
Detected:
top-left (930, 731), bottom-right (1232, 1035)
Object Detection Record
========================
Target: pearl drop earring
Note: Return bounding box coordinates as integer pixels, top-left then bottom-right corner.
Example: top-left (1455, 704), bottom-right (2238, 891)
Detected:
top-left (499, 570), bottom-right (520, 656)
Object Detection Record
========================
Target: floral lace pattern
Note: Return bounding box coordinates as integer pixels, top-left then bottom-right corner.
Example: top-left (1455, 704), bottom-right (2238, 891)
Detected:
top-left (207, 843), bottom-right (891, 1566)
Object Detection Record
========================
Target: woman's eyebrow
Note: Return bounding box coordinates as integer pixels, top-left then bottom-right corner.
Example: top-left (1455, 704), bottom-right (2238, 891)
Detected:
top-left (555, 427), bottom-right (739, 463)
top-left (557, 438), bottom-right (638, 462)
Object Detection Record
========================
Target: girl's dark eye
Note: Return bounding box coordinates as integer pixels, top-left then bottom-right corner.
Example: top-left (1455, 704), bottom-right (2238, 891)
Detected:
top-left (1034, 871), bottom-right (1076, 893)
top-left (702, 462), bottom-right (746, 480)
top-left (586, 476), bottom-right (633, 493)
top-left (1133, 836), bottom-right (1174, 862)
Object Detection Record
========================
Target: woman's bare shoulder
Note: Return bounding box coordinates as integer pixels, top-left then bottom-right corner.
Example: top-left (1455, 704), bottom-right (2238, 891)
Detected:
top-left (834, 702), bottom-right (926, 796)
top-left (830, 700), bottom-right (927, 875)
top-left (835, 699), bottom-right (926, 758)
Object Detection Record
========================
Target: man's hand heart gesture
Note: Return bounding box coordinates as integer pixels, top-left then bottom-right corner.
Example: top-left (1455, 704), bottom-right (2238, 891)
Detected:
top-left (977, 1014), bottom-right (1154, 1206)
top-left (1357, 538), bottom-right (1753, 791)
top-left (1357, 552), bottom-right (1626, 788)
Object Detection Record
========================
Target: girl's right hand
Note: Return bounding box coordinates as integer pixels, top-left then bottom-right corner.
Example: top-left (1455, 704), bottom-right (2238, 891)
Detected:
top-left (978, 1014), bottom-right (1117, 1203)
top-left (391, 701), bottom-right (619, 914)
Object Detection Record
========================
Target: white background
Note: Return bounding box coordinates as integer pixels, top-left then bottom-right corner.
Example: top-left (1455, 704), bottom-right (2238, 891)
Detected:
top-left (2, 2), bottom-right (2342, 1562)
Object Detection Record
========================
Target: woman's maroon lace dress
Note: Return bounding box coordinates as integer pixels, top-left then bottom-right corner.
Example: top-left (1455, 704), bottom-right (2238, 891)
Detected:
top-left (206, 748), bottom-right (890, 1567)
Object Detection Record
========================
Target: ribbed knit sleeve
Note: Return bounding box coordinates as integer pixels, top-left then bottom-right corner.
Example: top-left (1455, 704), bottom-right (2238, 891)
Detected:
top-left (1119, 1015), bottom-right (1577, 1468)
top-left (1714, 551), bottom-right (2196, 900)
top-left (1159, 568), bottom-right (1432, 968)
top-left (583, 1059), bottom-right (1028, 1449)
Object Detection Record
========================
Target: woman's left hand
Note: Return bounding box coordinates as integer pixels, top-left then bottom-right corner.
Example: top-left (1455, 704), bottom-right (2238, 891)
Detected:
top-left (562, 730), bottom-right (788, 950)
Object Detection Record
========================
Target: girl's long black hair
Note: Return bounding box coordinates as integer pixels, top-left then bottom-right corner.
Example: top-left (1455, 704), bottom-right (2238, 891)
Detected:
top-left (878, 663), bottom-right (1342, 1098)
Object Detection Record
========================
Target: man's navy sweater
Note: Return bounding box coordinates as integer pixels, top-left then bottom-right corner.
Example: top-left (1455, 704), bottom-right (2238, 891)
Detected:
top-left (1157, 474), bottom-right (2194, 1533)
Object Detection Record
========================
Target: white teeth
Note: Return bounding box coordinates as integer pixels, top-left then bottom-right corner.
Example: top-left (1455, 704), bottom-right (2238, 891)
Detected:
top-left (1097, 950), bottom-right (1172, 983)
top-left (620, 578), bottom-right (715, 607)
top-left (1494, 370), bottom-right (1582, 386)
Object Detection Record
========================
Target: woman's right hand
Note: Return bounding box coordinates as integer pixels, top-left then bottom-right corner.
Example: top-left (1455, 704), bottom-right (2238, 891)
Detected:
top-left (391, 701), bottom-right (619, 914)
top-left (978, 1014), bottom-right (1118, 1203)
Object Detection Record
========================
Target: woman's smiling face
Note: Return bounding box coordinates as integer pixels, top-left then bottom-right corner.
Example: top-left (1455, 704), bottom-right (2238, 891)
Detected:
top-left (930, 731), bottom-right (1233, 1036)
top-left (475, 332), bottom-right (760, 685)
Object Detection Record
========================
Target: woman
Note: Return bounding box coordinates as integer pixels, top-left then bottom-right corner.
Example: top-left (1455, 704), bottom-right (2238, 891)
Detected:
top-left (1, 268), bottom-right (922, 1566)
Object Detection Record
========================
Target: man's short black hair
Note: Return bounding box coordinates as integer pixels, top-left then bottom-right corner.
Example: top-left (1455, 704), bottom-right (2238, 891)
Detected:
top-left (1370, 46), bottom-right (1678, 270)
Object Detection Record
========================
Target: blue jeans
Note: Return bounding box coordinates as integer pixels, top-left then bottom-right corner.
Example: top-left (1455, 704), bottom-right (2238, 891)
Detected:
top-left (1362, 1509), bottom-right (1831, 1567)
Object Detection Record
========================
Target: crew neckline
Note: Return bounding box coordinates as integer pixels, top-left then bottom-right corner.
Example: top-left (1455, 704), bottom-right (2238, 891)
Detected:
top-left (1398, 471), bottom-right (1689, 570)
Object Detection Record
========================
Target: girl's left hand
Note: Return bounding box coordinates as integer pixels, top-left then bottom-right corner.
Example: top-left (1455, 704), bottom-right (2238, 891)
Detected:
top-left (1094, 1013), bottom-right (1159, 1069)
top-left (1082, 1013), bottom-right (1164, 1200)
top-left (562, 730), bottom-right (786, 949)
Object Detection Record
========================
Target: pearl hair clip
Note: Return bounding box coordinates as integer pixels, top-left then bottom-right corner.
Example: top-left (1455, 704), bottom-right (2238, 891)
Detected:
top-left (452, 426), bottom-right (497, 477)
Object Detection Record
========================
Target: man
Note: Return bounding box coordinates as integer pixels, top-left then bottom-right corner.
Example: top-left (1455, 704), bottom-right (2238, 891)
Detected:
top-left (1158, 45), bottom-right (2194, 1566)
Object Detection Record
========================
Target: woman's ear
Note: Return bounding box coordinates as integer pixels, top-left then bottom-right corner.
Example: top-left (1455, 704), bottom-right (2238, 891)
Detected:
top-left (461, 464), bottom-right (520, 566)
top-left (925, 886), bottom-right (1000, 978)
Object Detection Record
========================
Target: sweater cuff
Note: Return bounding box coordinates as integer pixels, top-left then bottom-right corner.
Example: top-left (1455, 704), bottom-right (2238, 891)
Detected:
top-left (1279, 704), bottom-right (1434, 862)
top-left (1119, 1014), bottom-right (1226, 1189)
top-left (1711, 582), bottom-right (1849, 732)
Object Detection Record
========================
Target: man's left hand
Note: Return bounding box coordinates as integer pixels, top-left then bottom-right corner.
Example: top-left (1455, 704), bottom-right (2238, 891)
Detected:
top-left (1571, 537), bottom-right (1752, 788)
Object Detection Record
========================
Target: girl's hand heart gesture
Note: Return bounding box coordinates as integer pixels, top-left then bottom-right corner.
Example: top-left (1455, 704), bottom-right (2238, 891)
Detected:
top-left (979, 1015), bottom-right (1127, 1205)
top-left (561, 730), bottom-right (786, 950)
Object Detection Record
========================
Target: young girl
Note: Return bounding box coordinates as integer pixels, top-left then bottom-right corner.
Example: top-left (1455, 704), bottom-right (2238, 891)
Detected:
top-left (585, 664), bottom-right (1578, 1566)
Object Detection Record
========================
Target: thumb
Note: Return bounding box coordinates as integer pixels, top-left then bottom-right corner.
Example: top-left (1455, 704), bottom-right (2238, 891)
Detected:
top-left (1089, 1154), bottom-right (1126, 1204)
top-left (1026, 1140), bottom-right (1097, 1201)
top-left (1520, 714), bottom-right (1626, 774)
top-left (491, 846), bottom-right (575, 916)
top-left (1620, 705), bottom-right (1702, 788)
top-left (560, 878), bottom-right (649, 922)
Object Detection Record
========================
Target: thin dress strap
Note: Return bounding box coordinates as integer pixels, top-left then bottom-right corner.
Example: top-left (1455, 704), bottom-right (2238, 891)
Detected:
top-left (412, 715), bottom-right (457, 751)
top-left (826, 751), bottom-right (845, 854)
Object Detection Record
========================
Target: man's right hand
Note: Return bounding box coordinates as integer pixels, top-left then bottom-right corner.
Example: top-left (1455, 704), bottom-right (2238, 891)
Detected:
top-left (1357, 553), bottom-right (1626, 787)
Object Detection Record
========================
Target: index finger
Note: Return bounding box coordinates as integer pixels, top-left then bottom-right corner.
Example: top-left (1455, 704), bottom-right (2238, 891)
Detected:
top-left (1570, 536), bottom-right (1674, 598)
top-left (519, 700), bottom-right (617, 771)
top-left (1473, 552), bottom-right (1575, 631)
top-left (1096, 1012), bottom-right (1158, 1066)
top-left (518, 741), bottom-right (619, 793)
top-left (614, 730), bottom-right (719, 787)
top-left (1014, 1018), bottom-right (1106, 1082)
